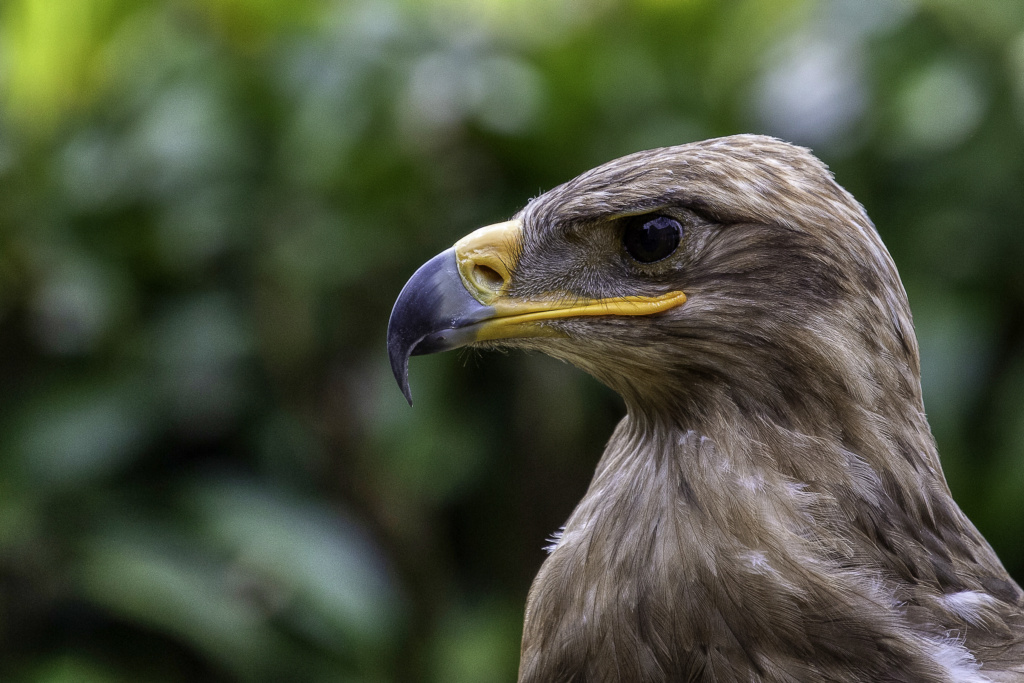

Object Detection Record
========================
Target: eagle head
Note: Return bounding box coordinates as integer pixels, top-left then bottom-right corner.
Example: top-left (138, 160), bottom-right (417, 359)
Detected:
top-left (389, 135), bottom-right (917, 429)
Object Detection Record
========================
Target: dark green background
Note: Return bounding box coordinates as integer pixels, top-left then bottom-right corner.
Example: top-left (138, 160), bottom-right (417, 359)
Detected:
top-left (1, 0), bottom-right (1022, 680)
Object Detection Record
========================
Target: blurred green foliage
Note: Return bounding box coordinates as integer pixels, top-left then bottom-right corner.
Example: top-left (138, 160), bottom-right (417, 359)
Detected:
top-left (0, 0), bottom-right (1022, 680)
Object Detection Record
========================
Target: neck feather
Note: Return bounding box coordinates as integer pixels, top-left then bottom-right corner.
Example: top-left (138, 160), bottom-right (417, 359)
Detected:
top-left (519, 394), bottom-right (1016, 683)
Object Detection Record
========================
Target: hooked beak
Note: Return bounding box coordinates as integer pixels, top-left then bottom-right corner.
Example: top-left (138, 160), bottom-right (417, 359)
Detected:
top-left (386, 219), bottom-right (686, 404)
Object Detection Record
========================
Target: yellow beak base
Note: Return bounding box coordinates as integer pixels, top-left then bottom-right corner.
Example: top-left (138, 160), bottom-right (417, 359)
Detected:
top-left (452, 219), bottom-right (686, 340)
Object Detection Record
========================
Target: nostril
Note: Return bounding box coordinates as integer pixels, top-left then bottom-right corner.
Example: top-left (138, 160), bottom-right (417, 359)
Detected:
top-left (473, 264), bottom-right (505, 291)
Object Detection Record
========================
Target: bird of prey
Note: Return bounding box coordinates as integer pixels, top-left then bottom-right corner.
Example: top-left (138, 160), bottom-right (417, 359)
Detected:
top-left (387, 135), bottom-right (1024, 682)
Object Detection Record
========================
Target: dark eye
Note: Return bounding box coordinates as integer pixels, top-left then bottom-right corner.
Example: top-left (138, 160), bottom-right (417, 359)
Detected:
top-left (622, 215), bottom-right (683, 263)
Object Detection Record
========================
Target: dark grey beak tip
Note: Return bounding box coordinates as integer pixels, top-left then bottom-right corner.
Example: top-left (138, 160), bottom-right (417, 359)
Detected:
top-left (388, 342), bottom-right (414, 406)
top-left (386, 249), bottom-right (494, 406)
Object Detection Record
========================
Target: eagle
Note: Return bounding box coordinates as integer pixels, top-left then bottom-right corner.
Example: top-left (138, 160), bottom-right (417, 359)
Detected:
top-left (386, 135), bottom-right (1024, 682)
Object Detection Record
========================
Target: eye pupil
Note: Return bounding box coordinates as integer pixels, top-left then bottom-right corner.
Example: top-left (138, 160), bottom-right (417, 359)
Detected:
top-left (623, 215), bottom-right (682, 263)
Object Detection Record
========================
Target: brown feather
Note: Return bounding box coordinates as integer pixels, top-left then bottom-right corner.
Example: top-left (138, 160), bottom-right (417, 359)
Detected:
top-left (488, 136), bottom-right (1024, 682)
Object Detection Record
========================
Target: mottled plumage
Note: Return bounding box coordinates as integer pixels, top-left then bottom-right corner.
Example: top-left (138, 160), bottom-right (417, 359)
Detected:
top-left (388, 135), bottom-right (1024, 682)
